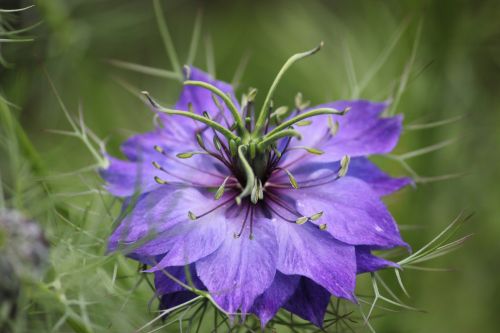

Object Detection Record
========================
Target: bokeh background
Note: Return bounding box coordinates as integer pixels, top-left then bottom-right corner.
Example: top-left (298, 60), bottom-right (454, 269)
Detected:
top-left (1, 0), bottom-right (499, 332)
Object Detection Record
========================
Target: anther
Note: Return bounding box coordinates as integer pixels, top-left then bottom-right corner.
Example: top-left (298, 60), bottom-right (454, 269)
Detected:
top-left (211, 93), bottom-right (223, 111)
top-left (154, 145), bottom-right (164, 154)
top-left (295, 216), bottom-right (308, 225)
top-left (247, 87), bottom-right (258, 102)
top-left (283, 169), bottom-right (299, 189)
top-left (319, 223), bottom-right (328, 230)
top-left (152, 161), bottom-right (162, 169)
top-left (272, 147), bottom-right (282, 158)
top-left (328, 116), bottom-right (339, 136)
top-left (213, 135), bottom-right (222, 151)
top-left (190, 196), bottom-right (236, 221)
top-left (250, 178), bottom-right (259, 204)
top-left (154, 176), bottom-right (168, 185)
top-left (196, 133), bottom-right (205, 149)
top-left (295, 92), bottom-right (311, 110)
top-left (214, 176), bottom-right (230, 200)
top-left (310, 211), bottom-right (323, 221)
top-left (176, 152), bottom-right (203, 159)
top-left (270, 106), bottom-right (289, 122)
top-left (258, 179), bottom-right (264, 200)
top-left (338, 155), bottom-right (350, 178)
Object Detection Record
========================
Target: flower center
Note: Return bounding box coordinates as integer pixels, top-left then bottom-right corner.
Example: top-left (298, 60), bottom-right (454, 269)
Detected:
top-left (144, 42), bottom-right (350, 205)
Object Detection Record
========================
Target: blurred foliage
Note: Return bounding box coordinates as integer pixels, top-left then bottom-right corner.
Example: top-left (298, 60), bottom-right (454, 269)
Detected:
top-left (0, 0), bottom-right (499, 332)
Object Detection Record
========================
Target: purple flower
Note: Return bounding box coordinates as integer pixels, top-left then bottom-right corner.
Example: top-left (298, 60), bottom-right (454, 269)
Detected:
top-left (102, 45), bottom-right (411, 327)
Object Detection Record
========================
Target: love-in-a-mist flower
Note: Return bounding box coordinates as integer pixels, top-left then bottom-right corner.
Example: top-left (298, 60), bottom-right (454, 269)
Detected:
top-left (102, 43), bottom-right (411, 327)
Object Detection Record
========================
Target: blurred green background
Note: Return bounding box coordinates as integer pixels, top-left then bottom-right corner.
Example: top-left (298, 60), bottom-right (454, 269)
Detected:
top-left (1, 0), bottom-right (499, 332)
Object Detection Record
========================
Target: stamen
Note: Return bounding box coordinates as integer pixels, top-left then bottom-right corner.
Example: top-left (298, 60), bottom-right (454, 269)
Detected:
top-left (272, 147), bottom-right (282, 159)
top-left (295, 216), bottom-right (308, 224)
top-left (269, 136), bottom-right (292, 169)
top-left (288, 146), bottom-right (324, 155)
top-left (247, 87), bottom-right (258, 102)
top-left (285, 169), bottom-right (299, 189)
top-left (188, 195), bottom-right (236, 221)
top-left (195, 133), bottom-right (205, 149)
top-left (176, 151), bottom-right (208, 159)
top-left (214, 176), bottom-right (231, 200)
top-left (254, 42), bottom-right (324, 134)
top-left (328, 116), bottom-right (339, 136)
top-left (211, 93), bottom-right (224, 112)
top-left (154, 176), bottom-right (168, 185)
top-left (285, 155), bottom-right (352, 189)
top-left (272, 167), bottom-right (299, 189)
top-left (154, 145), bottom-right (164, 154)
top-left (319, 224), bottom-right (328, 230)
top-left (265, 191), bottom-right (302, 217)
top-left (212, 135), bottom-right (222, 151)
top-left (250, 178), bottom-right (259, 204)
top-left (188, 211), bottom-right (197, 220)
top-left (338, 155), bottom-right (350, 178)
top-left (295, 92), bottom-right (310, 110)
top-left (264, 202), bottom-right (296, 223)
top-left (152, 159), bottom-right (223, 187)
top-left (310, 211), bottom-right (323, 221)
top-left (270, 106), bottom-right (289, 123)
top-left (153, 145), bottom-right (225, 180)
top-left (257, 179), bottom-right (264, 200)
top-left (152, 161), bottom-right (162, 169)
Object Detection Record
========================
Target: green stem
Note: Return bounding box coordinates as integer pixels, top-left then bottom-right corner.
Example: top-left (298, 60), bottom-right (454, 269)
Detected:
top-left (264, 107), bottom-right (346, 138)
top-left (184, 80), bottom-right (245, 133)
top-left (36, 283), bottom-right (93, 333)
top-left (257, 129), bottom-right (301, 151)
top-left (153, 0), bottom-right (182, 75)
top-left (253, 42), bottom-right (324, 134)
